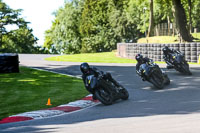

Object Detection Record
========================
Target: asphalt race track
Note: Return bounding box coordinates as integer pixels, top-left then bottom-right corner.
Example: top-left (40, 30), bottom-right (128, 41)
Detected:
top-left (1, 54), bottom-right (200, 133)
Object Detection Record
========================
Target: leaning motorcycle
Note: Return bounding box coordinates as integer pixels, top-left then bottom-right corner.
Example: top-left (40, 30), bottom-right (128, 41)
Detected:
top-left (85, 74), bottom-right (129, 105)
top-left (138, 61), bottom-right (170, 89)
top-left (169, 53), bottom-right (192, 75)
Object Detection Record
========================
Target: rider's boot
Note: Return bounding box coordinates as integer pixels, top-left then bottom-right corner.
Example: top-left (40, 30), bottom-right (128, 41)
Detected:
top-left (92, 94), bottom-right (97, 100)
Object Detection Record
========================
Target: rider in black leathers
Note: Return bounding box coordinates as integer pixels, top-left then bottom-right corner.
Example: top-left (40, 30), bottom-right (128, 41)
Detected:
top-left (162, 46), bottom-right (181, 69)
top-left (80, 62), bottom-right (123, 100)
top-left (135, 54), bottom-right (152, 81)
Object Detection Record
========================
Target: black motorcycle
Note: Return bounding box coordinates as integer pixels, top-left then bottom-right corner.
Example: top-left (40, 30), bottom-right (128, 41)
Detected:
top-left (169, 53), bottom-right (192, 75)
top-left (85, 74), bottom-right (129, 105)
top-left (138, 61), bottom-right (170, 89)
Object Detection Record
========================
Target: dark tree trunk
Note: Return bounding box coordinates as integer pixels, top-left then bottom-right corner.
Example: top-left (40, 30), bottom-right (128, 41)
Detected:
top-left (188, 0), bottom-right (192, 33)
top-left (147, 0), bottom-right (154, 37)
top-left (167, 16), bottom-right (171, 36)
top-left (172, 0), bottom-right (193, 42)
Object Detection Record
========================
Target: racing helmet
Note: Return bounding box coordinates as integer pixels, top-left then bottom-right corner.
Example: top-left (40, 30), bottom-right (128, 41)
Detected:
top-left (162, 46), bottom-right (170, 54)
top-left (135, 54), bottom-right (143, 63)
top-left (80, 62), bottom-right (90, 74)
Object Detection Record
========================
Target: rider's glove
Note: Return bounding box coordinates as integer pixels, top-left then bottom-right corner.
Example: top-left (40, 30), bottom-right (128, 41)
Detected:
top-left (149, 59), bottom-right (153, 64)
top-left (136, 70), bottom-right (142, 76)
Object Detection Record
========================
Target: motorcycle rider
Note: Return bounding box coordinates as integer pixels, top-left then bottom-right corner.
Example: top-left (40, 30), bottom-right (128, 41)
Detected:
top-left (162, 46), bottom-right (181, 69)
top-left (80, 62), bottom-right (123, 100)
top-left (135, 54), bottom-right (169, 86)
top-left (135, 54), bottom-right (152, 81)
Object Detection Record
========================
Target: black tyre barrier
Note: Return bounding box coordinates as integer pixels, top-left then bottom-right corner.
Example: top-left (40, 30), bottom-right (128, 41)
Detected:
top-left (153, 44), bottom-right (157, 61)
top-left (157, 55), bottom-right (162, 61)
top-left (166, 44), bottom-right (171, 47)
top-left (191, 44), bottom-right (197, 50)
top-left (139, 45), bottom-right (143, 53)
top-left (157, 47), bottom-right (162, 51)
top-left (136, 45), bottom-right (140, 53)
top-left (144, 47), bottom-right (148, 55)
top-left (179, 43), bottom-right (185, 52)
top-left (0, 53), bottom-right (19, 73)
top-left (148, 44), bottom-right (153, 58)
top-left (161, 56), bottom-right (165, 62)
top-left (197, 47), bottom-right (200, 51)
top-left (197, 43), bottom-right (200, 62)
top-left (191, 51), bottom-right (197, 56)
top-left (191, 43), bottom-right (197, 51)
top-left (186, 57), bottom-right (191, 62)
top-left (191, 56), bottom-right (197, 62)
top-left (185, 46), bottom-right (191, 51)
top-left (190, 43), bottom-right (197, 62)
top-left (185, 51), bottom-right (191, 55)
top-left (169, 43), bottom-right (173, 49)
top-left (157, 43), bottom-right (161, 48)
top-left (174, 44), bottom-right (179, 51)
top-left (157, 51), bottom-right (161, 55)
top-left (117, 43), bottom-right (200, 63)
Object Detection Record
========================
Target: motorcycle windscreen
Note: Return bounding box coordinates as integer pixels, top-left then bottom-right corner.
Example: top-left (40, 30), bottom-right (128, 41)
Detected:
top-left (139, 64), bottom-right (151, 76)
top-left (86, 75), bottom-right (98, 89)
top-left (172, 53), bottom-right (183, 64)
top-left (175, 54), bottom-right (183, 63)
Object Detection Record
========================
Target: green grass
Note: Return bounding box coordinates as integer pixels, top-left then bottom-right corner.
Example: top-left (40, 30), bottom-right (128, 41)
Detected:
top-left (137, 33), bottom-right (200, 43)
top-left (0, 66), bottom-right (88, 120)
top-left (137, 36), bottom-right (179, 43)
top-left (45, 51), bottom-right (200, 64)
top-left (45, 52), bottom-right (136, 63)
top-left (192, 33), bottom-right (200, 41)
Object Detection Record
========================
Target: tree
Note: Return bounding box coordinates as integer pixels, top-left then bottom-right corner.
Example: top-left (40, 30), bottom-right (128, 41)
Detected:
top-left (2, 25), bottom-right (38, 53)
top-left (80, 0), bottom-right (116, 53)
top-left (192, 0), bottom-right (200, 31)
top-left (127, 0), bottom-right (149, 37)
top-left (0, 0), bottom-right (27, 46)
top-left (44, 0), bottom-right (83, 54)
top-left (187, 0), bottom-right (192, 33)
top-left (172, 0), bottom-right (193, 42)
top-left (0, 0), bottom-right (38, 53)
top-left (147, 0), bottom-right (154, 37)
top-left (108, 0), bottom-right (138, 42)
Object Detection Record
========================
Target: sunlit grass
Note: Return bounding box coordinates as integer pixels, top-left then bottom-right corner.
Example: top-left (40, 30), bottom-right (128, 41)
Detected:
top-left (45, 52), bottom-right (136, 63)
top-left (0, 66), bottom-right (88, 120)
top-left (45, 51), bottom-right (199, 64)
top-left (137, 33), bottom-right (200, 43)
top-left (137, 36), bottom-right (179, 43)
top-left (192, 33), bottom-right (200, 42)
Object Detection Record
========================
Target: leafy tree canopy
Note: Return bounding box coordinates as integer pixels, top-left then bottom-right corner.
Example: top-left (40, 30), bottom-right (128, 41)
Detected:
top-left (45, 0), bottom-right (200, 54)
top-left (0, 0), bottom-right (38, 53)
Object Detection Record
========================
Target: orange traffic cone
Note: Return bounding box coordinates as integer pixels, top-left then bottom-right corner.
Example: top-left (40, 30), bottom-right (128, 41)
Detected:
top-left (46, 98), bottom-right (52, 106)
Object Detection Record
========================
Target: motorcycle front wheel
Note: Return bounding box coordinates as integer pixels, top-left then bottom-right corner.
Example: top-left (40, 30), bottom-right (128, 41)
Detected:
top-left (181, 62), bottom-right (192, 75)
top-left (150, 72), bottom-right (164, 89)
top-left (119, 88), bottom-right (129, 100)
top-left (95, 87), bottom-right (113, 105)
top-left (163, 74), bottom-right (170, 85)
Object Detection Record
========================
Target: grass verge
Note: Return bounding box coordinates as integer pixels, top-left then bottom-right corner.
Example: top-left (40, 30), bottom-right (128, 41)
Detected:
top-left (45, 52), bottom-right (136, 63)
top-left (0, 66), bottom-right (88, 120)
top-left (45, 51), bottom-right (199, 65)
